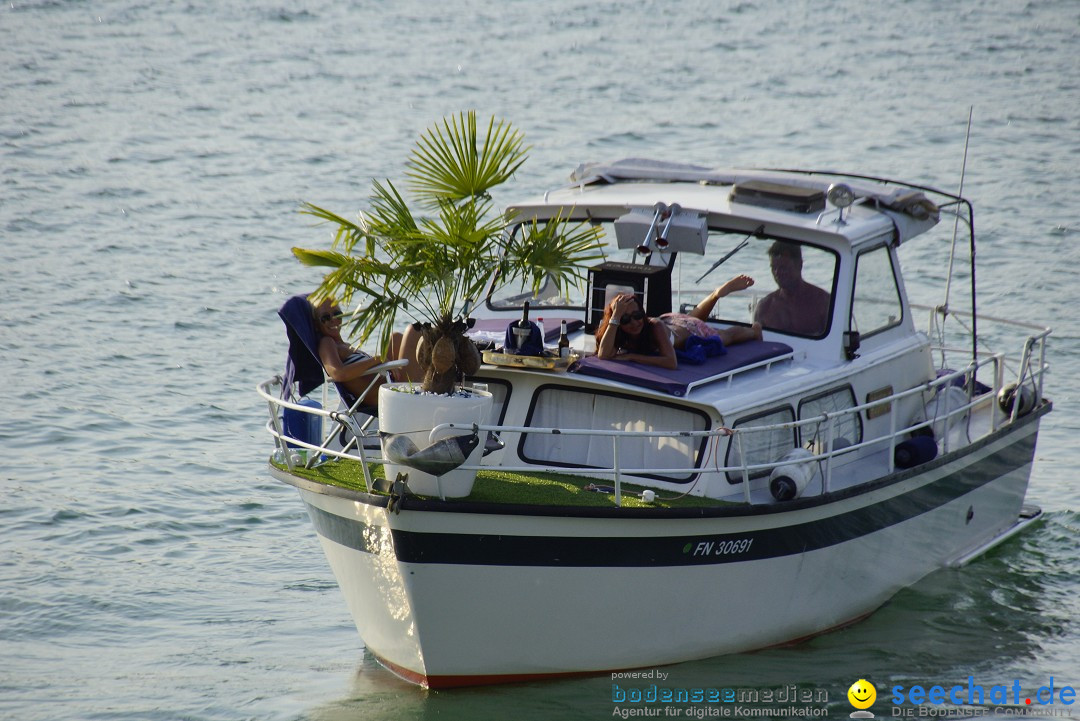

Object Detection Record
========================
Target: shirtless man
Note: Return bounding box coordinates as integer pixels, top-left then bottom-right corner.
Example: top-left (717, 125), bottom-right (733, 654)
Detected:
top-left (754, 241), bottom-right (831, 336)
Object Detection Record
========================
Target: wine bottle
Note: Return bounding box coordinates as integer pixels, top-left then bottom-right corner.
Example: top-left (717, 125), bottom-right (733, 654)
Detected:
top-left (558, 319), bottom-right (570, 359)
top-left (536, 317), bottom-right (545, 346)
top-left (511, 300), bottom-right (531, 351)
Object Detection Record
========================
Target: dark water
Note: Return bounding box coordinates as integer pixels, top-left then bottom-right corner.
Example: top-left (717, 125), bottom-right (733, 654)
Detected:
top-left (2, 1), bottom-right (1079, 719)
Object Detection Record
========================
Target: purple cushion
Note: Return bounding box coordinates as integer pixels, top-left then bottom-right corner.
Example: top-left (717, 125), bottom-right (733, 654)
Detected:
top-left (569, 340), bottom-right (793, 396)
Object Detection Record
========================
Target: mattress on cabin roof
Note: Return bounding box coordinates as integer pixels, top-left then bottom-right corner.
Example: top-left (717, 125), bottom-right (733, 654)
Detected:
top-left (569, 340), bottom-right (793, 396)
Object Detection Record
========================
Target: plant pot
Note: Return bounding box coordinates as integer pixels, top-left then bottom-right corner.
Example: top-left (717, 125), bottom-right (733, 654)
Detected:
top-left (377, 383), bottom-right (493, 498)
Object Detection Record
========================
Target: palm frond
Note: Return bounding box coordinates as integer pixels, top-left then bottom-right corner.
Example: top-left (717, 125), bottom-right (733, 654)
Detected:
top-left (299, 202), bottom-right (368, 253)
top-left (504, 210), bottom-right (607, 294)
top-left (367, 180), bottom-right (418, 237)
top-left (405, 111), bottom-right (528, 206)
top-left (291, 247), bottom-right (351, 269)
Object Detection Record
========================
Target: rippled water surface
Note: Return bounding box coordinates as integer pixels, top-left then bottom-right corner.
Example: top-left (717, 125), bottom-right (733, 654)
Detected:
top-left (2, 1), bottom-right (1079, 719)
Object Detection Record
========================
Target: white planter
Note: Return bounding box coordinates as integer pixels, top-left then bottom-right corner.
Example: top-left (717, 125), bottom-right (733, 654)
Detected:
top-left (377, 383), bottom-right (493, 498)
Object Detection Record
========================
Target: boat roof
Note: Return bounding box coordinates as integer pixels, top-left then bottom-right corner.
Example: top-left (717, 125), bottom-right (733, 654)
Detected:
top-left (506, 158), bottom-right (943, 251)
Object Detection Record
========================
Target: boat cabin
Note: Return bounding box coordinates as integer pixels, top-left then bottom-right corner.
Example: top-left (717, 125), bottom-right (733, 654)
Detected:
top-left (459, 161), bottom-right (1009, 502)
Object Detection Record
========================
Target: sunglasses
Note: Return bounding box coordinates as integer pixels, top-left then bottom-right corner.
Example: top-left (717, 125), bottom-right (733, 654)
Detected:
top-left (619, 310), bottom-right (646, 325)
top-left (319, 310), bottom-right (344, 323)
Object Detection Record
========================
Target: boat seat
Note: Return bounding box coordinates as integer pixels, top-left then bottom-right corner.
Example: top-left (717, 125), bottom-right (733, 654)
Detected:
top-left (569, 339), bottom-right (793, 396)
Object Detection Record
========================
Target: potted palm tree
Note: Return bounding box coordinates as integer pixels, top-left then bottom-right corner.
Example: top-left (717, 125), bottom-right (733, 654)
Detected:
top-left (291, 111), bottom-right (604, 497)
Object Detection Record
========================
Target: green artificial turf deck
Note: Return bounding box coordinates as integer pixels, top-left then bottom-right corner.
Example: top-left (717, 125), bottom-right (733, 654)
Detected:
top-left (271, 456), bottom-right (733, 510)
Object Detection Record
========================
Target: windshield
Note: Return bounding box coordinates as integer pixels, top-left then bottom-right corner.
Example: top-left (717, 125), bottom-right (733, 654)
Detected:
top-left (486, 219), bottom-right (611, 311)
top-left (486, 222), bottom-right (838, 339)
top-left (487, 272), bottom-right (585, 310)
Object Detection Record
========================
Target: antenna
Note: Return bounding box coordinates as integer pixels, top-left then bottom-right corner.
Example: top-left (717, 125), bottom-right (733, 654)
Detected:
top-left (940, 107), bottom-right (975, 367)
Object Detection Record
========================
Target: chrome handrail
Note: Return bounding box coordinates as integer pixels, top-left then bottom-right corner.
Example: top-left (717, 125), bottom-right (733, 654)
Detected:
top-left (258, 324), bottom-right (1049, 506)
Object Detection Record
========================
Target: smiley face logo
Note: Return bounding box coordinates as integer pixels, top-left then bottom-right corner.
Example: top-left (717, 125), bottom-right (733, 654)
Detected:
top-left (848, 679), bottom-right (876, 709)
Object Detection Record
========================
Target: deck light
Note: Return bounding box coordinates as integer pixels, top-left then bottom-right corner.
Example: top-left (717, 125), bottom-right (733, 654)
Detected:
top-left (827, 183), bottom-right (855, 224)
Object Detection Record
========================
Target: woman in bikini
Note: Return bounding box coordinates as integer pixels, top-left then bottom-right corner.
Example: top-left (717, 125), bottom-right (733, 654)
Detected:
top-left (313, 298), bottom-right (422, 405)
top-left (595, 275), bottom-right (762, 370)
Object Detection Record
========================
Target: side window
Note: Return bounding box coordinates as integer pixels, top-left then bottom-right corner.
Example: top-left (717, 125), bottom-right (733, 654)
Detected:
top-left (798, 386), bottom-right (862, 451)
top-left (851, 246), bottom-right (902, 338)
top-left (522, 387), bottom-right (710, 483)
top-left (725, 406), bottom-right (796, 483)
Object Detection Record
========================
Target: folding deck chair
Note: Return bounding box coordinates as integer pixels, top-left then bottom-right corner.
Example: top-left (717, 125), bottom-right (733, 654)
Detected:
top-left (277, 294), bottom-right (407, 474)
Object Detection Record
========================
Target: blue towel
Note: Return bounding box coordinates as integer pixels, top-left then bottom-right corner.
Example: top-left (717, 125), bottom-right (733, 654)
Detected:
top-left (279, 295), bottom-right (327, 399)
top-left (675, 334), bottom-right (726, 365)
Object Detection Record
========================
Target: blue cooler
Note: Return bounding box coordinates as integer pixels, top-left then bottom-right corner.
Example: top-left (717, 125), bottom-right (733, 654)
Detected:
top-left (282, 398), bottom-right (322, 448)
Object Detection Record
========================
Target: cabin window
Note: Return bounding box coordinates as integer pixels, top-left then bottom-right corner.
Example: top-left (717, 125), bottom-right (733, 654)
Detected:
top-left (725, 406), bottom-right (797, 483)
top-left (521, 386), bottom-right (709, 483)
top-left (850, 245), bottom-right (903, 338)
top-left (798, 386), bottom-right (862, 451)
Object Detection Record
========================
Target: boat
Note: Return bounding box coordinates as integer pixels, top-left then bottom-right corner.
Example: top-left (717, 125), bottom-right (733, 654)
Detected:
top-left (256, 158), bottom-right (1051, 688)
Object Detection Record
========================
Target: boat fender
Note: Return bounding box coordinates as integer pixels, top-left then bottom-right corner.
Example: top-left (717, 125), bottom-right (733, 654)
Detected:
top-left (909, 423), bottom-right (935, 439)
top-left (924, 385), bottom-right (969, 439)
top-left (769, 448), bottom-right (816, 502)
top-left (381, 432), bottom-right (480, 477)
top-left (997, 382), bottom-right (1036, 417)
top-left (894, 435), bottom-right (938, 469)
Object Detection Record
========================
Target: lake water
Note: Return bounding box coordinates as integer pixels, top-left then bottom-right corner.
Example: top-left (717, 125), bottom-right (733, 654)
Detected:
top-left (2, 1), bottom-right (1079, 719)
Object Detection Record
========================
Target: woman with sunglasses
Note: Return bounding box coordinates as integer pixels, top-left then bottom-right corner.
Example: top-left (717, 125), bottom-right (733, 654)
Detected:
top-left (313, 298), bottom-right (421, 405)
top-left (595, 275), bottom-right (761, 370)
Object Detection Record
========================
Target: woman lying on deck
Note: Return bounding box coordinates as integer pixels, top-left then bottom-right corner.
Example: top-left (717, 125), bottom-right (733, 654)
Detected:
top-left (594, 275), bottom-right (763, 370)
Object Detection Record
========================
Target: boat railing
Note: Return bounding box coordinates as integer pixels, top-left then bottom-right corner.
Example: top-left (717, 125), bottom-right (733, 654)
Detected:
top-left (258, 329), bottom-right (1047, 506)
top-left (428, 352), bottom-right (1032, 505)
top-left (915, 300), bottom-right (1049, 423)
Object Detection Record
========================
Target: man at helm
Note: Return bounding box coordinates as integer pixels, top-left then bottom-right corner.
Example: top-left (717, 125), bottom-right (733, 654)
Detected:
top-left (754, 241), bottom-right (831, 336)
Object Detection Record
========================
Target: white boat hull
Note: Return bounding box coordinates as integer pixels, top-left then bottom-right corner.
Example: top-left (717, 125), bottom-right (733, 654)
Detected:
top-left (277, 406), bottom-right (1045, 688)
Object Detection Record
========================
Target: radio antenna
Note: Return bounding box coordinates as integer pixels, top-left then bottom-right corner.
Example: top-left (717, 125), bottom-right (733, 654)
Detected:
top-left (939, 107), bottom-right (974, 366)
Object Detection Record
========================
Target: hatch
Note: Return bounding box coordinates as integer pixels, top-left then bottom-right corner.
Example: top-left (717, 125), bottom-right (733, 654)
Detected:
top-left (730, 180), bottom-right (826, 213)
